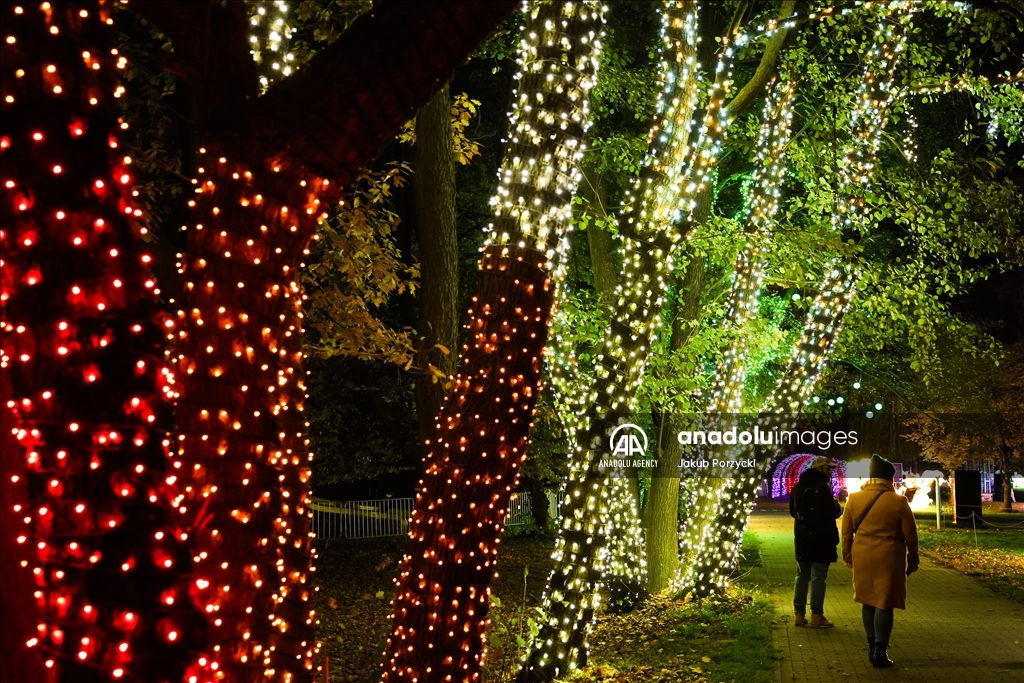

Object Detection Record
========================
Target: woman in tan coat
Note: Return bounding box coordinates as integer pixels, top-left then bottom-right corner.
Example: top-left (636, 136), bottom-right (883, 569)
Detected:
top-left (841, 454), bottom-right (920, 669)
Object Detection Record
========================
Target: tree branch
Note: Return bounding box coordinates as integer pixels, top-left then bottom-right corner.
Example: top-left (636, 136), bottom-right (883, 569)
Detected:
top-left (132, 0), bottom-right (517, 187)
top-left (127, 0), bottom-right (258, 134)
top-left (724, 0), bottom-right (797, 120)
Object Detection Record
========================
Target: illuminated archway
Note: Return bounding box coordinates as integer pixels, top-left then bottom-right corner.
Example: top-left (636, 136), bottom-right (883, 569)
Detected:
top-left (771, 453), bottom-right (846, 498)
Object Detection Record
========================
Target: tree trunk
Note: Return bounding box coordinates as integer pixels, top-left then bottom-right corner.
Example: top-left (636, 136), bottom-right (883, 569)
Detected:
top-left (644, 420), bottom-right (683, 594)
top-left (581, 166), bottom-right (617, 313)
top-left (133, 0), bottom-right (517, 182)
top-left (521, 2), bottom-right (714, 673)
top-left (161, 4), bottom-right (515, 680)
top-left (1, 6), bottom-right (204, 681)
top-left (414, 85), bottom-right (460, 450)
top-left (1001, 449), bottom-right (1015, 511)
top-left (580, 167), bottom-right (648, 604)
top-left (381, 3), bottom-right (600, 680)
top-left (525, 1), bottom-right (807, 669)
top-left (644, 255), bottom-right (705, 594)
top-left (1, 378), bottom-right (49, 683)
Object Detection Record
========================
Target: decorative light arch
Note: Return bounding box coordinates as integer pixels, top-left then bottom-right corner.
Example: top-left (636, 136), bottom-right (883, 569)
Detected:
top-left (770, 453), bottom-right (846, 498)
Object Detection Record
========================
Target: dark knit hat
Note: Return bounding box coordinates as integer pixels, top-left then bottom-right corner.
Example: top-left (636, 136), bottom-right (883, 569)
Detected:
top-left (869, 453), bottom-right (896, 480)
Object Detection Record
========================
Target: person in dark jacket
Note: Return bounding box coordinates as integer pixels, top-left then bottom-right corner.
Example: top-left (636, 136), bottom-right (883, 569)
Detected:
top-left (789, 455), bottom-right (845, 628)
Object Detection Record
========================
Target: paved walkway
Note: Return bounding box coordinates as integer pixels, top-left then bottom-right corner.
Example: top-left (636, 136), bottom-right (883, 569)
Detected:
top-left (746, 511), bottom-right (1024, 683)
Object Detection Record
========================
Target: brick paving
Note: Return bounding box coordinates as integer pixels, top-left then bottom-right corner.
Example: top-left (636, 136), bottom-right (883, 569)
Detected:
top-left (746, 511), bottom-right (1024, 683)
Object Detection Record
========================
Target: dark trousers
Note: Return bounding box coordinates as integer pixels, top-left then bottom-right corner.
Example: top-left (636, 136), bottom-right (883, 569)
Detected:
top-left (793, 561), bottom-right (830, 615)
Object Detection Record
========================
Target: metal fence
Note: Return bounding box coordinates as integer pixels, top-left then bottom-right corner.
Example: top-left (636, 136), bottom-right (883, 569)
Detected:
top-left (505, 491), bottom-right (533, 527)
top-left (312, 491), bottom-right (545, 541)
top-left (311, 497), bottom-right (414, 540)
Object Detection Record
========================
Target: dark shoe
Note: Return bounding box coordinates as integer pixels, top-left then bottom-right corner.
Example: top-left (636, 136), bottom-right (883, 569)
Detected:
top-left (867, 637), bottom-right (875, 662)
top-left (794, 613), bottom-right (808, 627)
top-left (872, 641), bottom-right (894, 668)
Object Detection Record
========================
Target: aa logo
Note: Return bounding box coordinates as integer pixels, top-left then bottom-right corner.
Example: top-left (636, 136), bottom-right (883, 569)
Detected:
top-left (609, 423), bottom-right (648, 457)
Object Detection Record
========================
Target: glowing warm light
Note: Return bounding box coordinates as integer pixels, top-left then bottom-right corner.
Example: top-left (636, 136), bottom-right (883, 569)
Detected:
top-left (1, 4), bottom-right (199, 680)
top-left (383, 2), bottom-right (601, 681)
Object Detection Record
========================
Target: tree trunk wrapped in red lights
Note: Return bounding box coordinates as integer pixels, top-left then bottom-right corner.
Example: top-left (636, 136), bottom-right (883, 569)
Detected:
top-left (3, 0), bottom-right (515, 681)
top-left (0, 3), bottom-right (204, 682)
top-left (382, 2), bottom-right (602, 680)
top-left (170, 154), bottom-right (337, 681)
top-left (148, 2), bottom-right (518, 681)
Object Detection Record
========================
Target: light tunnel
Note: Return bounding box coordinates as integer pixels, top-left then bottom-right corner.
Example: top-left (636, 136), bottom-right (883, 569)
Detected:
top-left (770, 453), bottom-right (846, 498)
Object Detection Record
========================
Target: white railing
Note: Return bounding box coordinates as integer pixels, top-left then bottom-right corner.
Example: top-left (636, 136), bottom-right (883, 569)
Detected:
top-left (311, 497), bottom-right (414, 540)
top-left (312, 491), bottom-right (548, 541)
top-left (506, 491), bottom-right (533, 527)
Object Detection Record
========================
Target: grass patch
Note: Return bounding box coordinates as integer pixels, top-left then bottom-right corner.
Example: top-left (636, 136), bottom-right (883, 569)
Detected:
top-left (737, 531), bottom-right (763, 569)
top-left (315, 534), bottom-right (556, 682)
top-left (561, 590), bottom-right (776, 683)
top-left (558, 532), bottom-right (775, 683)
top-left (912, 522), bottom-right (1024, 604)
top-left (912, 502), bottom-right (1024, 530)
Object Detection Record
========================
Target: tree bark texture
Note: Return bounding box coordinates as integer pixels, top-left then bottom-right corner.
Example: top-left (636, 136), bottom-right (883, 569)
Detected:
top-left (685, 268), bottom-right (859, 597)
top-left (414, 84), bottom-right (460, 450)
top-left (537, 0), bottom-right (799, 619)
top-left (580, 167), bottom-right (617, 313)
top-left (382, 2), bottom-right (601, 680)
top-left (385, 246), bottom-right (552, 680)
top-left (523, 240), bottom-right (675, 681)
top-left (672, 79), bottom-right (799, 597)
top-left (522, 2), bottom-right (712, 673)
top-left (1, 5), bottom-right (204, 681)
top-left (643, 420), bottom-right (682, 594)
top-left (172, 158), bottom-right (333, 681)
top-left (580, 168), bottom-right (647, 607)
top-left (1, 379), bottom-right (50, 683)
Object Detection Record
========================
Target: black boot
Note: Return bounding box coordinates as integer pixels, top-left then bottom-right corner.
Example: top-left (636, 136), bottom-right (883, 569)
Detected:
top-left (867, 637), bottom-right (875, 662)
top-left (872, 641), bottom-right (894, 668)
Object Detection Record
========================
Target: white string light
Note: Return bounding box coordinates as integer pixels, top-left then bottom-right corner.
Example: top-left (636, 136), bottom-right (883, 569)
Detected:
top-left (247, 1), bottom-right (298, 91)
top-left (677, 0), bottom-right (913, 598)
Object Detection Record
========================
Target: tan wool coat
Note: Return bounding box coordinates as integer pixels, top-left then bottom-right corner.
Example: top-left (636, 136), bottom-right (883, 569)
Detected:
top-left (841, 480), bottom-right (920, 610)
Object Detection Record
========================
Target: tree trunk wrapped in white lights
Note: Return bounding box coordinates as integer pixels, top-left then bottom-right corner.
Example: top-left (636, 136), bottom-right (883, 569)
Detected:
top-left (674, 77), bottom-right (798, 596)
top-left (521, 0), bottom-right (830, 676)
top-left (381, 2), bottom-right (602, 681)
top-left (520, 2), bottom-right (744, 678)
top-left (678, 3), bottom-right (911, 599)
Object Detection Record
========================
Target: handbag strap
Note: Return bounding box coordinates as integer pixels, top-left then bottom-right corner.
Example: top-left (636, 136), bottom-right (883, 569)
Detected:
top-left (853, 490), bottom-right (886, 534)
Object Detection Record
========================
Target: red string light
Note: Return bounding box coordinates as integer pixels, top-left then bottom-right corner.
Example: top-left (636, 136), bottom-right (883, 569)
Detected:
top-left (170, 150), bottom-right (335, 681)
top-left (1, 2), bottom-right (204, 681)
top-left (381, 1), bottom-right (600, 679)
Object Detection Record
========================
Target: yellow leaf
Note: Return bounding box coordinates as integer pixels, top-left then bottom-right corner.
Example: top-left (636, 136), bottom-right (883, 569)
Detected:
top-left (701, 656), bottom-right (711, 663)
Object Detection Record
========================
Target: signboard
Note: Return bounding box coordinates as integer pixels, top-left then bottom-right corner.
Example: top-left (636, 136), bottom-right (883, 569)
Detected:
top-left (952, 470), bottom-right (983, 528)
